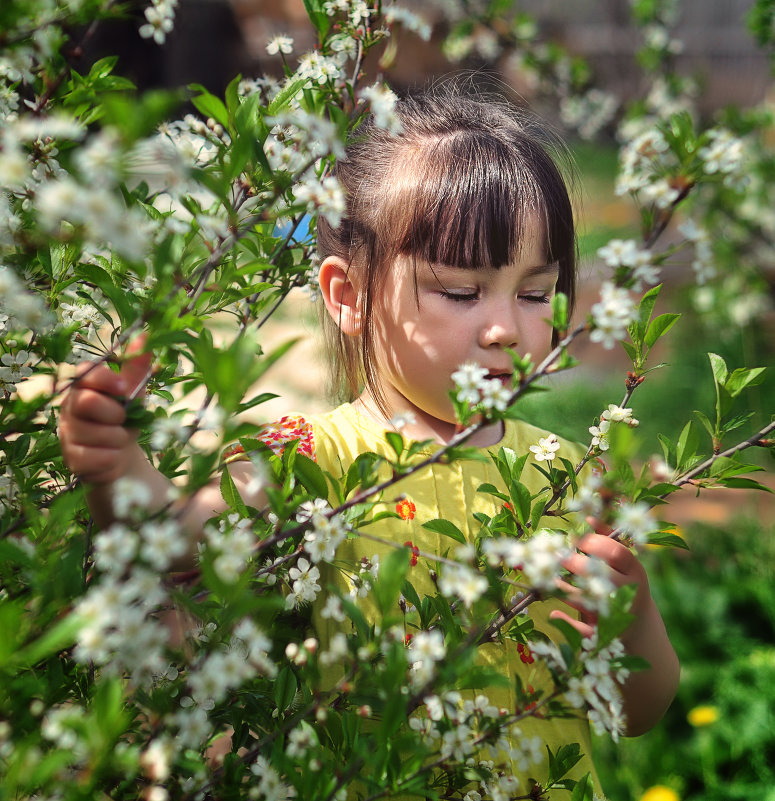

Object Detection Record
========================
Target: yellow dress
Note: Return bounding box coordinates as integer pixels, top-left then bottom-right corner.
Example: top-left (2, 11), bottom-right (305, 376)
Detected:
top-left (251, 403), bottom-right (602, 799)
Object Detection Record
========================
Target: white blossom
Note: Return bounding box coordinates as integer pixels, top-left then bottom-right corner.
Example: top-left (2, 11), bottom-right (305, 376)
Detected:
top-left (529, 433), bottom-right (560, 462)
top-left (266, 35), bottom-right (294, 56)
top-left (615, 501), bottom-right (655, 546)
top-left (360, 83), bottom-right (403, 134)
top-left (588, 419), bottom-right (611, 452)
top-left (451, 362), bottom-right (489, 405)
top-left (589, 281), bottom-right (637, 349)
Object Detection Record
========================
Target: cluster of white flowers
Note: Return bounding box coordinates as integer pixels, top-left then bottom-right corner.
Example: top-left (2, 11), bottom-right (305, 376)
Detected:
top-left (0, 264), bottom-right (52, 334)
top-left (150, 414), bottom-right (189, 450)
top-left (360, 83), bottom-right (403, 134)
top-left (205, 514), bottom-right (256, 582)
top-left (139, 0), bottom-right (179, 45)
top-left (642, 23), bottom-right (683, 55)
top-left (562, 634), bottom-right (629, 742)
top-left (408, 629), bottom-right (446, 687)
top-left (295, 51), bottom-right (344, 87)
top-left (302, 508), bottom-right (348, 563)
top-left (324, 0), bottom-right (371, 26)
top-left (588, 403), bottom-right (639, 452)
top-left (559, 89), bottom-right (618, 141)
top-left (589, 282), bottom-right (638, 349)
top-left (615, 127), bottom-right (673, 198)
top-left (438, 561), bottom-right (488, 608)
top-left (0, 348), bottom-right (32, 393)
top-left (285, 557), bottom-right (321, 609)
top-left (528, 433), bottom-right (560, 462)
top-left (35, 174), bottom-right (155, 262)
top-left (615, 500), bottom-right (656, 547)
top-left (383, 5), bottom-right (432, 41)
top-left (293, 174), bottom-right (346, 227)
top-left (187, 641), bottom-right (258, 709)
top-left (266, 35), bottom-right (294, 57)
top-left (482, 530), bottom-right (571, 593)
top-left (678, 218), bottom-right (716, 284)
top-left (413, 691), bottom-right (544, 795)
top-left (250, 754), bottom-right (297, 801)
top-left (74, 569), bottom-right (169, 684)
top-left (698, 128), bottom-right (747, 188)
top-left (451, 362), bottom-right (513, 413)
top-left (567, 472), bottom-right (603, 519)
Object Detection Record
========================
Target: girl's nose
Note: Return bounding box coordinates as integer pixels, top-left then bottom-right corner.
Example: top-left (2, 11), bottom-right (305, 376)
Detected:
top-left (479, 303), bottom-right (519, 349)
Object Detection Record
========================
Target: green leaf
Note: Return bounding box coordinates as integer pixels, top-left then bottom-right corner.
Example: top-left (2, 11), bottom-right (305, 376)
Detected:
top-left (551, 291), bottom-right (569, 331)
top-left (676, 421), bottom-right (698, 469)
top-left (293, 453), bottom-right (329, 499)
top-left (373, 548), bottom-right (410, 617)
top-left (4, 614), bottom-right (82, 672)
top-left (647, 531), bottom-right (690, 550)
top-left (190, 85), bottom-right (230, 129)
top-left (644, 312), bottom-right (680, 348)
top-left (421, 518), bottom-right (467, 544)
top-left (274, 666), bottom-right (298, 714)
top-left (220, 464), bottom-right (248, 515)
top-left (725, 366), bottom-right (766, 397)
top-left (708, 352), bottom-right (728, 385)
top-left (510, 481), bottom-right (532, 526)
top-left (693, 409), bottom-right (716, 439)
top-left (385, 430), bottom-right (404, 459)
top-left (267, 77), bottom-right (307, 115)
top-left (570, 773), bottom-right (595, 801)
top-left (620, 339), bottom-right (638, 363)
top-left (638, 283), bottom-right (662, 325)
top-left (718, 477), bottom-right (774, 492)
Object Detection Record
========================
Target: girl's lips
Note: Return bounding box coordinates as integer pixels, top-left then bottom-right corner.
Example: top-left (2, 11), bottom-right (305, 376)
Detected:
top-left (487, 372), bottom-right (514, 386)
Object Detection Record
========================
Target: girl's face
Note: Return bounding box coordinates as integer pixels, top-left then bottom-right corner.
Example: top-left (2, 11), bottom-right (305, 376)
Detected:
top-left (364, 218), bottom-right (558, 444)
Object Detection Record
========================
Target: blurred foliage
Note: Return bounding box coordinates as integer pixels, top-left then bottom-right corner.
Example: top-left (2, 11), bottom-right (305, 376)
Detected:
top-left (593, 517), bottom-right (775, 800)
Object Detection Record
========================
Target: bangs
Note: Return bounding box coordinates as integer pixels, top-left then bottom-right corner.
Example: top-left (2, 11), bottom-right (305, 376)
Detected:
top-left (379, 131), bottom-right (572, 270)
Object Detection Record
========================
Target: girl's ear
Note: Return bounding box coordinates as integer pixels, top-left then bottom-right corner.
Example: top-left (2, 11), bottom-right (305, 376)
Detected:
top-left (319, 256), bottom-right (362, 336)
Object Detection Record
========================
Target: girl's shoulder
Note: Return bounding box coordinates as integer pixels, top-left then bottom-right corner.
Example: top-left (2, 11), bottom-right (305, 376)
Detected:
top-left (222, 403), bottom-right (371, 469)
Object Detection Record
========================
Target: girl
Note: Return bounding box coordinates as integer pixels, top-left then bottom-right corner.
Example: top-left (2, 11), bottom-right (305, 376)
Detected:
top-left (59, 90), bottom-right (679, 797)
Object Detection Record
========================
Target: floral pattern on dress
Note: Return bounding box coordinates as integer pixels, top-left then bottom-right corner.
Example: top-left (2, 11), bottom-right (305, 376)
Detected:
top-left (396, 497), bottom-right (416, 521)
top-left (223, 415), bottom-right (316, 462)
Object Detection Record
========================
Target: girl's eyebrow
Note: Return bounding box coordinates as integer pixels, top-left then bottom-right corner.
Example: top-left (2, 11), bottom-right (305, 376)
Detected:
top-left (522, 262), bottom-right (560, 279)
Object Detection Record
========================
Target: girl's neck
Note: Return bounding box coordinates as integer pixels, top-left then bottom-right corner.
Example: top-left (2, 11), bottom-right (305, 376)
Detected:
top-left (352, 391), bottom-right (505, 448)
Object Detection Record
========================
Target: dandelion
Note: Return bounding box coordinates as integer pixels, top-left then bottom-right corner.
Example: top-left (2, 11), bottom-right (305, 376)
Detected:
top-left (639, 787), bottom-right (680, 801)
top-left (687, 705), bottom-right (719, 727)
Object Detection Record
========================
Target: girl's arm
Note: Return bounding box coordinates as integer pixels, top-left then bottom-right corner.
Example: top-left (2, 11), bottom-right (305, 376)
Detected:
top-left (549, 529), bottom-right (680, 737)
top-left (58, 347), bottom-right (265, 566)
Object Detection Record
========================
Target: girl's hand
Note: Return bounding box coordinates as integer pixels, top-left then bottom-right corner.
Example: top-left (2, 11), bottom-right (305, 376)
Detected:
top-left (59, 338), bottom-right (152, 485)
top-left (549, 518), bottom-right (651, 640)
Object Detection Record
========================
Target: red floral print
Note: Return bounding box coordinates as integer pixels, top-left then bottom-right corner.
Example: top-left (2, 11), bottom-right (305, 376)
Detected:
top-left (396, 498), bottom-right (416, 521)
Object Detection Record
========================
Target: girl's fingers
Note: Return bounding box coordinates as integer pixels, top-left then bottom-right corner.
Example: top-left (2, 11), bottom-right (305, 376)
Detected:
top-left (573, 532), bottom-right (644, 581)
top-left (64, 387), bottom-right (128, 426)
top-left (548, 609), bottom-right (596, 639)
top-left (64, 419), bottom-right (133, 448)
top-left (119, 334), bottom-right (152, 398)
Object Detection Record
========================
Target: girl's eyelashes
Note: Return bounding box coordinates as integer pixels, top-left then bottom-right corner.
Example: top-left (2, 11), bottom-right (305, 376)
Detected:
top-left (439, 290), bottom-right (553, 304)
top-left (440, 289), bottom-right (479, 302)
top-left (518, 293), bottom-right (552, 304)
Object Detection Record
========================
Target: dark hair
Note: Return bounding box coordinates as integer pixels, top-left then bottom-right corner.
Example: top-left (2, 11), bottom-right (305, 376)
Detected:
top-left (317, 88), bottom-right (577, 407)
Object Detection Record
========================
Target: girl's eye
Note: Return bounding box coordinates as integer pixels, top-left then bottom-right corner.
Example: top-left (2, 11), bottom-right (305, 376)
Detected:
top-left (441, 290), bottom-right (479, 302)
top-left (519, 293), bottom-right (551, 304)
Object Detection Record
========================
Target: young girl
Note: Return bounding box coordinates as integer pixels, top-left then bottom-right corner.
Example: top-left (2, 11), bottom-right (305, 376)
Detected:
top-left (59, 90), bottom-right (679, 797)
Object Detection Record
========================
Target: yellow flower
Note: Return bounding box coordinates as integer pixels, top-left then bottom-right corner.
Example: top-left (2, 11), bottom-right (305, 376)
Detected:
top-left (688, 704), bottom-right (719, 727)
top-left (640, 786), bottom-right (680, 801)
